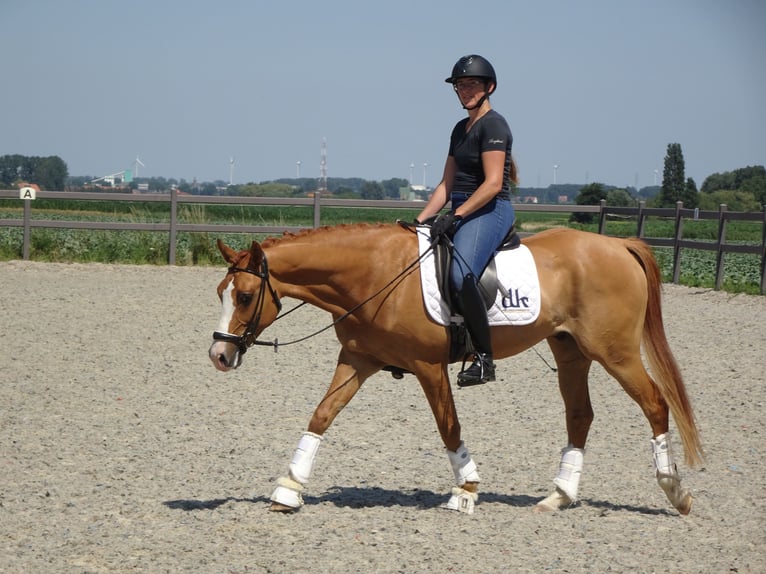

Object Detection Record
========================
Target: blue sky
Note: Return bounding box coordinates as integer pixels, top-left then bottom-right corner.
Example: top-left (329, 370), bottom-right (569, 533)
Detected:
top-left (2, 0), bottom-right (764, 189)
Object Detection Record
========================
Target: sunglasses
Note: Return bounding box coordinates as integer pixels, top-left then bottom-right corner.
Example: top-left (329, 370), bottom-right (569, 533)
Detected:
top-left (453, 79), bottom-right (485, 91)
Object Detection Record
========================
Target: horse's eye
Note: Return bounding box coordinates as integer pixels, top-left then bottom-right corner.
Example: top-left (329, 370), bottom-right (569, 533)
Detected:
top-left (237, 293), bottom-right (253, 306)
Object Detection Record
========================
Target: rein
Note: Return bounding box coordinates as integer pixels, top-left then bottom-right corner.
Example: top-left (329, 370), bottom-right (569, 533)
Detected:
top-left (214, 223), bottom-right (434, 353)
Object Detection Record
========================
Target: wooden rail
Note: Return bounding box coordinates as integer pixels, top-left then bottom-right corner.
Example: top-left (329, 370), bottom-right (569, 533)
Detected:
top-left (1, 190), bottom-right (764, 293)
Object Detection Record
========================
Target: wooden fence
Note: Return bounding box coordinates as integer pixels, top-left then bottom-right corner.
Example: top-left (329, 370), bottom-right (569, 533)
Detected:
top-left (1, 189), bottom-right (764, 294)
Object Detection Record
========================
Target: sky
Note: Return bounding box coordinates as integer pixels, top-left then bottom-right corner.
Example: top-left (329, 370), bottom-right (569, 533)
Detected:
top-left (2, 0), bottom-right (764, 190)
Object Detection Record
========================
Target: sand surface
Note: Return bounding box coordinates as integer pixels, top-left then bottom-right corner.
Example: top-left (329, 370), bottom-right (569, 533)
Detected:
top-left (1, 260), bottom-right (764, 573)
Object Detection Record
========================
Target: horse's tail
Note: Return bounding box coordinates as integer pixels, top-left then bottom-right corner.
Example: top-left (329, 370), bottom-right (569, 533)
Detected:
top-left (626, 238), bottom-right (705, 467)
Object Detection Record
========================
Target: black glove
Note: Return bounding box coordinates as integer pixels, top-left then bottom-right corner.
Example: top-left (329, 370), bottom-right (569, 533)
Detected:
top-left (429, 212), bottom-right (462, 241)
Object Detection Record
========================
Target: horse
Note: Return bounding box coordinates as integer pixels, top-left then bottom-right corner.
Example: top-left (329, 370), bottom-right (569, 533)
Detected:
top-left (208, 223), bottom-right (703, 515)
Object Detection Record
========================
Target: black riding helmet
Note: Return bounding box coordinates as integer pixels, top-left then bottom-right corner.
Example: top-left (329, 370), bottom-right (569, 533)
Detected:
top-left (445, 54), bottom-right (497, 94)
top-left (445, 54), bottom-right (496, 110)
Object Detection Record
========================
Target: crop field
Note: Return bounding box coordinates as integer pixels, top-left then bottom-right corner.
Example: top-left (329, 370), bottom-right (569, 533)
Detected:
top-left (0, 200), bottom-right (762, 293)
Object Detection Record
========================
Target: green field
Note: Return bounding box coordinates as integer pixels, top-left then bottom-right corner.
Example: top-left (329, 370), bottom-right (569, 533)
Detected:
top-left (0, 200), bottom-right (762, 294)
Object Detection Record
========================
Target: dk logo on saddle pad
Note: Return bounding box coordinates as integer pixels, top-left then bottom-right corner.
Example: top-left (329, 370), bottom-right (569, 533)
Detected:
top-left (417, 230), bottom-right (541, 327)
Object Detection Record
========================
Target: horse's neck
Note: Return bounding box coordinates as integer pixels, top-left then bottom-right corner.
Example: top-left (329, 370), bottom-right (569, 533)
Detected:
top-left (268, 228), bottom-right (414, 315)
top-left (268, 242), bottom-right (371, 314)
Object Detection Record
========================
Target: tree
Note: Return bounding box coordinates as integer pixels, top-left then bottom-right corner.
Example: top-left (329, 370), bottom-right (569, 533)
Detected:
top-left (606, 188), bottom-right (637, 207)
top-left (701, 165), bottom-right (766, 194)
top-left (741, 175), bottom-right (766, 207)
top-left (698, 190), bottom-right (761, 212)
top-left (0, 154), bottom-right (68, 189)
top-left (656, 143), bottom-right (686, 207)
top-left (681, 177), bottom-right (699, 208)
top-left (360, 181), bottom-right (384, 200)
top-left (571, 183), bottom-right (607, 223)
top-left (0, 154), bottom-right (24, 185)
top-left (700, 165), bottom-right (765, 209)
top-left (381, 178), bottom-right (408, 199)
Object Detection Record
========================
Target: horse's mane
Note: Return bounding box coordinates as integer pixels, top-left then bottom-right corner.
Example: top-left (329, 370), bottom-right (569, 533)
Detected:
top-left (261, 222), bottom-right (392, 248)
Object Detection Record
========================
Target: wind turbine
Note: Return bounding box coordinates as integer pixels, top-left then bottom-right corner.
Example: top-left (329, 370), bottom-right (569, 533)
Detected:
top-left (133, 156), bottom-right (145, 178)
top-left (229, 157), bottom-right (235, 186)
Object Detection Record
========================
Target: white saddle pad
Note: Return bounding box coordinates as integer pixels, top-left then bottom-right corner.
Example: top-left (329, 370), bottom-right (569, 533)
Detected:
top-left (417, 229), bottom-right (541, 327)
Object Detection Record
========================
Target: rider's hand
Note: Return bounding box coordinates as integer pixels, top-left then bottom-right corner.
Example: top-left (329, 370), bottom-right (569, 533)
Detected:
top-left (429, 212), bottom-right (462, 241)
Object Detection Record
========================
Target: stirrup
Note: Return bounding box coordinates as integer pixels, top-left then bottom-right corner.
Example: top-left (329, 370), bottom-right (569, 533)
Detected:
top-left (457, 354), bottom-right (495, 387)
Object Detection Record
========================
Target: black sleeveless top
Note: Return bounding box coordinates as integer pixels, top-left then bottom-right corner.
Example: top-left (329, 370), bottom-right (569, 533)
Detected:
top-left (448, 109), bottom-right (513, 200)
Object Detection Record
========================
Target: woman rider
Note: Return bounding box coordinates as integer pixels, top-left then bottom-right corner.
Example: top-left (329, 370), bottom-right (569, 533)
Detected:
top-left (415, 54), bottom-right (516, 387)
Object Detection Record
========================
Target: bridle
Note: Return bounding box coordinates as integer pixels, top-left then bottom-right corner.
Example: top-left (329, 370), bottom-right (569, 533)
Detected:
top-left (212, 253), bottom-right (282, 357)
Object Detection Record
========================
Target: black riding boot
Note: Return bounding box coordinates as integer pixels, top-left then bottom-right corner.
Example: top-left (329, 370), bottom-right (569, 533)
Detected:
top-left (456, 275), bottom-right (495, 387)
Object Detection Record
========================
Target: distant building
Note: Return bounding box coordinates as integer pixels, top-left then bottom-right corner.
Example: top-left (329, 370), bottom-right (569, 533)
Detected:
top-left (402, 184), bottom-right (428, 201)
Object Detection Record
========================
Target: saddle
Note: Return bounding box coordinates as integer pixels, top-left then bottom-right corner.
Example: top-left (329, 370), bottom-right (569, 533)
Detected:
top-left (432, 225), bottom-right (522, 313)
top-left (431, 225), bottom-right (521, 365)
top-left (383, 222), bottom-right (522, 380)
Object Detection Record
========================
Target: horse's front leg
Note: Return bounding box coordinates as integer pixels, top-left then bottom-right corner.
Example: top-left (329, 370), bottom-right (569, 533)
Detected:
top-left (269, 349), bottom-right (375, 512)
top-left (416, 362), bottom-right (481, 514)
top-left (535, 336), bottom-right (593, 512)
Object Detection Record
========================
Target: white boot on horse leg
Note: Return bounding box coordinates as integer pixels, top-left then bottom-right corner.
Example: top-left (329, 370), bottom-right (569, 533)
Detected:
top-left (270, 431), bottom-right (322, 512)
top-left (652, 432), bottom-right (693, 515)
top-left (535, 446), bottom-right (584, 512)
top-left (442, 441), bottom-right (481, 514)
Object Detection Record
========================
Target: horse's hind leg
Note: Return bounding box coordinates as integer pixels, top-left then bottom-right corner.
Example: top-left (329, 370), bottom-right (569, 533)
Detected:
top-left (601, 355), bottom-right (693, 515)
top-left (535, 333), bottom-right (594, 512)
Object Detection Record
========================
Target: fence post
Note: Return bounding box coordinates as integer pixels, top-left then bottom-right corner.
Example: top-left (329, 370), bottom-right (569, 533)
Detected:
top-left (761, 205), bottom-right (766, 295)
top-left (169, 188), bottom-right (177, 265)
top-left (637, 200), bottom-right (646, 238)
top-left (714, 204), bottom-right (728, 290)
top-left (672, 201), bottom-right (684, 284)
top-left (597, 199), bottom-right (607, 234)
top-left (22, 197), bottom-right (31, 260)
top-left (313, 191), bottom-right (321, 228)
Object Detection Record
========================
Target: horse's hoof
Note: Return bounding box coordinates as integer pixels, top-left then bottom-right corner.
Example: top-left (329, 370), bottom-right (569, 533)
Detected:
top-left (677, 493), bottom-right (693, 516)
top-left (534, 488), bottom-right (573, 512)
top-left (269, 502), bottom-right (298, 513)
top-left (533, 501), bottom-right (556, 513)
top-left (442, 487), bottom-right (478, 514)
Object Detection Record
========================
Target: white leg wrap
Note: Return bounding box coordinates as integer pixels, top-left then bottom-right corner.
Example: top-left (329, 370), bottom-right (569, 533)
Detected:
top-left (288, 431), bottom-right (323, 484)
top-left (269, 432), bottom-right (323, 509)
top-left (651, 432), bottom-right (693, 514)
top-left (552, 446), bottom-right (585, 501)
top-left (447, 441), bottom-right (481, 486)
top-left (651, 432), bottom-right (675, 476)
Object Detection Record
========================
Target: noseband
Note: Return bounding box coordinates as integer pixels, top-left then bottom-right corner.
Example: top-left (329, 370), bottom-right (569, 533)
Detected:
top-left (212, 253), bottom-right (282, 356)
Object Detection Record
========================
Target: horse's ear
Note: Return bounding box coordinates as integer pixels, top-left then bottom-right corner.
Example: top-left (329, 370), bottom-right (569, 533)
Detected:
top-left (217, 239), bottom-right (238, 265)
top-left (246, 241), bottom-right (264, 272)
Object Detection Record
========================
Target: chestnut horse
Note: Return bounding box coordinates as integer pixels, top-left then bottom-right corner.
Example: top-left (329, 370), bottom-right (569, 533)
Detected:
top-left (208, 224), bottom-right (703, 515)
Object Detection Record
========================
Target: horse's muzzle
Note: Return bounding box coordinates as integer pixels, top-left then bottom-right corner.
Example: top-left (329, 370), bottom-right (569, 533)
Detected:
top-left (209, 339), bottom-right (242, 371)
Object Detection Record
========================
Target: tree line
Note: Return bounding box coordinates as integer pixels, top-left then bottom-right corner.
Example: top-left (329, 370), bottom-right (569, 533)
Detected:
top-left (572, 143), bottom-right (765, 221)
top-left (0, 155), bottom-right (68, 190)
top-left (2, 146), bottom-right (764, 212)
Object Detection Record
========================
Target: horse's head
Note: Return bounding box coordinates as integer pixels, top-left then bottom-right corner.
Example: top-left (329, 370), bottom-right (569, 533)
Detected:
top-left (208, 239), bottom-right (282, 371)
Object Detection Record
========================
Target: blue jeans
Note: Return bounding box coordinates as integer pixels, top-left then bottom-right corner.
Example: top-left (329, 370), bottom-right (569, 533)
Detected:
top-left (449, 194), bottom-right (515, 292)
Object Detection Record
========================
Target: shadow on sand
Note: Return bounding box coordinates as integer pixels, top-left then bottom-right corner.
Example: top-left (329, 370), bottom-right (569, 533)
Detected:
top-left (164, 487), bottom-right (674, 516)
